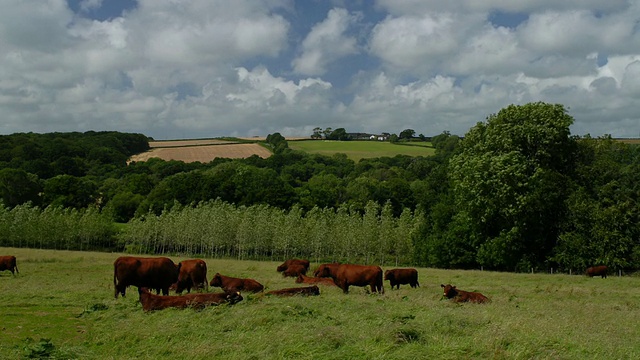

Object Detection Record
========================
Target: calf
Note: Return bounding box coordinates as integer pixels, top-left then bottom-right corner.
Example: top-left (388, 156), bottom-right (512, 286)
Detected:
top-left (282, 264), bottom-right (307, 277)
top-left (209, 273), bottom-right (264, 293)
top-left (277, 259), bottom-right (310, 273)
top-left (0, 256), bottom-right (18, 275)
top-left (266, 286), bottom-right (320, 297)
top-left (384, 268), bottom-right (419, 289)
top-left (316, 263), bottom-right (384, 294)
top-left (173, 259), bottom-right (208, 294)
top-left (295, 274), bottom-right (337, 287)
top-left (441, 284), bottom-right (489, 304)
top-left (138, 287), bottom-right (242, 311)
top-left (586, 265), bottom-right (608, 279)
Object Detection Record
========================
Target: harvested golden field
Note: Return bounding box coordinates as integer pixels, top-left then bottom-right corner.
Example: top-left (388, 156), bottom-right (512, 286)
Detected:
top-left (129, 141), bottom-right (272, 163)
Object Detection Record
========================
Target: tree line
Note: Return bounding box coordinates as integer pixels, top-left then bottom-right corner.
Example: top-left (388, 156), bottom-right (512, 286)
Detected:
top-left (0, 102), bottom-right (638, 272)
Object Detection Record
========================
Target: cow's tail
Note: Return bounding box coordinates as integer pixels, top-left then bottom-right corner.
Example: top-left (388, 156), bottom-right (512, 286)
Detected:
top-left (113, 261), bottom-right (119, 298)
top-left (14, 264), bottom-right (19, 274)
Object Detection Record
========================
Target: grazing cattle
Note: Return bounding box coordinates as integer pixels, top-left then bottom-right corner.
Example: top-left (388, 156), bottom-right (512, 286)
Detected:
top-left (441, 284), bottom-right (489, 304)
top-left (266, 285), bottom-right (320, 297)
top-left (316, 263), bottom-right (384, 294)
top-left (586, 265), bottom-right (608, 279)
top-left (138, 287), bottom-right (242, 311)
top-left (0, 256), bottom-right (19, 275)
top-left (384, 268), bottom-right (419, 289)
top-left (173, 259), bottom-right (208, 294)
top-left (113, 256), bottom-right (180, 299)
top-left (282, 264), bottom-right (308, 278)
top-left (277, 259), bottom-right (310, 273)
top-left (209, 273), bottom-right (264, 293)
top-left (295, 274), bottom-right (337, 287)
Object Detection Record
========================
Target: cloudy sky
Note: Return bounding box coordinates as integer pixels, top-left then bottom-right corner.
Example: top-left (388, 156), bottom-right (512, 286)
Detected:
top-left (2, 0), bottom-right (640, 140)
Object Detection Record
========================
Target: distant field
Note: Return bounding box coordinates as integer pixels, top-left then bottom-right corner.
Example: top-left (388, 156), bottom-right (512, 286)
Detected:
top-left (289, 140), bottom-right (435, 161)
top-left (129, 140), bottom-right (272, 163)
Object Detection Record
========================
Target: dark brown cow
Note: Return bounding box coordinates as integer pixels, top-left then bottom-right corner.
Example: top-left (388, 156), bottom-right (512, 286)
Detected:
top-left (384, 268), bottom-right (419, 289)
top-left (209, 273), bottom-right (264, 293)
top-left (282, 264), bottom-right (308, 278)
top-left (0, 256), bottom-right (19, 275)
top-left (586, 265), bottom-right (608, 278)
top-left (316, 263), bottom-right (384, 294)
top-left (173, 259), bottom-right (208, 294)
top-left (295, 274), bottom-right (337, 287)
top-left (138, 287), bottom-right (242, 311)
top-left (266, 285), bottom-right (320, 297)
top-left (441, 284), bottom-right (489, 304)
top-left (113, 256), bottom-right (180, 299)
top-left (277, 259), bottom-right (310, 273)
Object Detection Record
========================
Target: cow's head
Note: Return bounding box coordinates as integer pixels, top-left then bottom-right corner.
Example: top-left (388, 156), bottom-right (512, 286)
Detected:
top-left (210, 273), bottom-right (222, 287)
top-left (295, 274), bottom-right (304, 283)
top-left (226, 291), bottom-right (243, 305)
top-left (276, 263), bottom-right (287, 272)
top-left (441, 284), bottom-right (458, 299)
top-left (384, 270), bottom-right (394, 281)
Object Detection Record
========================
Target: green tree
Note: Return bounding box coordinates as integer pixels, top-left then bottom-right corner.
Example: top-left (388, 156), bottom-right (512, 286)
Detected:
top-left (399, 129), bottom-right (415, 140)
top-left (0, 168), bottom-right (42, 207)
top-left (449, 102), bottom-right (577, 270)
top-left (327, 128), bottom-right (351, 141)
top-left (311, 127), bottom-right (323, 139)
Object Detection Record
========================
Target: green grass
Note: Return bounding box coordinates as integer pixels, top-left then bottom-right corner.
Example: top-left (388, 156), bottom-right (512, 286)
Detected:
top-left (1, 247), bottom-right (639, 359)
top-left (288, 140), bottom-right (435, 161)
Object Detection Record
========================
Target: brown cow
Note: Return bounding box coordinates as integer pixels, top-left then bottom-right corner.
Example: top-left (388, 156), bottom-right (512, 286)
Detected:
top-left (316, 263), bottom-right (384, 294)
top-left (173, 259), bottom-right (208, 294)
top-left (384, 268), bottom-right (419, 289)
top-left (266, 285), bottom-right (320, 297)
top-left (209, 273), bottom-right (264, 293)
top-left (138, 287), bottom-right (242, 311)
top-left (0, 256), bottom-right (19, 275)
top-left (313, 263), bottom-right (340, 277)
top-left (113, 256), bottom-right (180, 299)
top-left (441, 284), bottom-right (489, 304)
top-left (586, 265), bottom-right (608, 278)
top-left (282, 264), bottom-right (308, 277)
top-left (277, 259), bottom-right (310, 273)
top-left (295, 274), bottom-right (337, 287)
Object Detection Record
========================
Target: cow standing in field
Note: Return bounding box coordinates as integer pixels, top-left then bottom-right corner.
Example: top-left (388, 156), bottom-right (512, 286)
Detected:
top-left (295, 274), bottom-right (337, 287)
top-left (282, 264), bottom-right (308, 278)
top-left (316, 263), bottom-right (384, 294)
top-left (173, 259), bottom-right (208, 294)
top-left (138, 287), bottom-right (243, 311)
top-left (313, 263), bottom-right (340, 277)
top-left (384, 268), bottom-right (419, 289)
top-left (586, 265), bottom-right (608, 278)
top-left (0, 256), bottom-right (19, 275)
top-left (209, 273), bottom-right (264, 293)
top-left (441, 284), bottom-right (490, 304)
top-left (113, 256), bottom-right (180, 299)
top-left (266, 285), bottom-right (320, 297)
top-left (277, 259), bottom-right (310, 273)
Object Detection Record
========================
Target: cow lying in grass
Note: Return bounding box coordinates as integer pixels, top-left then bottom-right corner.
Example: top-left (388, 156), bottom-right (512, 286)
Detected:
top-left (266, 286), bottom-right (320, 297)
top-left (209, 273), bottom-right (264, 293)
top-left (138, 287), bottom-right (243, 311)
top-left (441, 284), bottom-right (490, 304)
top-left (295, 274), bottom-right (337, 287)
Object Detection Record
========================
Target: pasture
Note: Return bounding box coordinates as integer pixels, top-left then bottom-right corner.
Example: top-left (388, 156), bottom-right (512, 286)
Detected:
top-left (288, 140), bottom-right (436, 161)
top-left (1, 247), bottom-right (639, 359)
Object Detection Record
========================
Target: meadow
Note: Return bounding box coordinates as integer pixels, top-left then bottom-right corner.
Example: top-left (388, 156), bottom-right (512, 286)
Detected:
top-left (288, 140), bottom-right (435, 161)
top-left (1, 247), bottom-right (639, 360)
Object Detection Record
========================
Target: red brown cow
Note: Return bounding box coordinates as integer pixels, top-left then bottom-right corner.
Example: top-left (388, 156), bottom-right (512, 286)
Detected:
top-left (138, 287), bottom-right (243, 311)
top-left (266, 285), bottom-right (320, 297)
top-left (173, 259), bottom-right (208, 294)
top-left (441, 284), bottom-right (489, 304)
top-left (277, 259), bottom-right (310, 273)
top-left (316, 263), bottom-right (384, 294)
top-left (209, 273), bottom-right (264, 293)
top-left (313, 263), bottom-right (340, 277)
top-left (0, 256), bottom-right (19, 275)
top-left (295, 274), bottom-right (337, 287)
top-left (113, 256), bottom-right (180, 299)
top-left (384, 268), bottom-right (419, 289)
top-left (282, 264), bottom-right (308, 278)
top-left (586, 265), bottom-right (608, 278)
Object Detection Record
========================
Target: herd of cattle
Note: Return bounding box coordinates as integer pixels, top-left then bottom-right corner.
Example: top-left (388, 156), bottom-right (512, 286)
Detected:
top-left (1, 254), bottom-right (611, 311)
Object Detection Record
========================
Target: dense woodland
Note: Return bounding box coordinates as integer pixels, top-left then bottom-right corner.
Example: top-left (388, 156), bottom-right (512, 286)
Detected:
top-left (0, 102), bottom-right (639, 273)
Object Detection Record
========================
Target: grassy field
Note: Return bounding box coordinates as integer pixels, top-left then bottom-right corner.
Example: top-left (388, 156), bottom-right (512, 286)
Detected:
top-left (289, 140), bottom-right (435, 161)
top-left (1, 247), bottom-right (639, 359)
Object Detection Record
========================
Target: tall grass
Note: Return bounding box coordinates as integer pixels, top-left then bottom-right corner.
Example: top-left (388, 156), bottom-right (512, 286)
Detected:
top-left (0, 247), bottom-right (638, 359)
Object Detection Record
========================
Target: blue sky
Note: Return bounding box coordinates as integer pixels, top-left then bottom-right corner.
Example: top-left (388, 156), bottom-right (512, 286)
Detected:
top-left (1, 0), bottom-right (639, 139)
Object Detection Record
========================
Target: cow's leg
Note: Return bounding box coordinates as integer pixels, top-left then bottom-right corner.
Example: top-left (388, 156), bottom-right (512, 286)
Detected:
top-left (161, 287), bottom-right (169, 296)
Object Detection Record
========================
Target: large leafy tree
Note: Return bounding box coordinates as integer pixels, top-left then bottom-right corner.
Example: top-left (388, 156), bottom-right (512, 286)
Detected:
top-left (449, 102), bottom-right (577, 270)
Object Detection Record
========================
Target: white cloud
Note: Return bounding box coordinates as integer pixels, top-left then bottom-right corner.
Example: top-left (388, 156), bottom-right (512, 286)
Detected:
top-left (292, 8), bottom-right (360, 75)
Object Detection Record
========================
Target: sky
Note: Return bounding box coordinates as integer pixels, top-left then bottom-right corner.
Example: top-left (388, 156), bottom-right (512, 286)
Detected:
top-left (1, 0), bottom-right (640, 140)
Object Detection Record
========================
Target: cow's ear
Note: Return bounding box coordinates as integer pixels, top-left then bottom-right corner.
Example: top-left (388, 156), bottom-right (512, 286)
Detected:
top-left (440, 284), bottom-right (445, 288)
